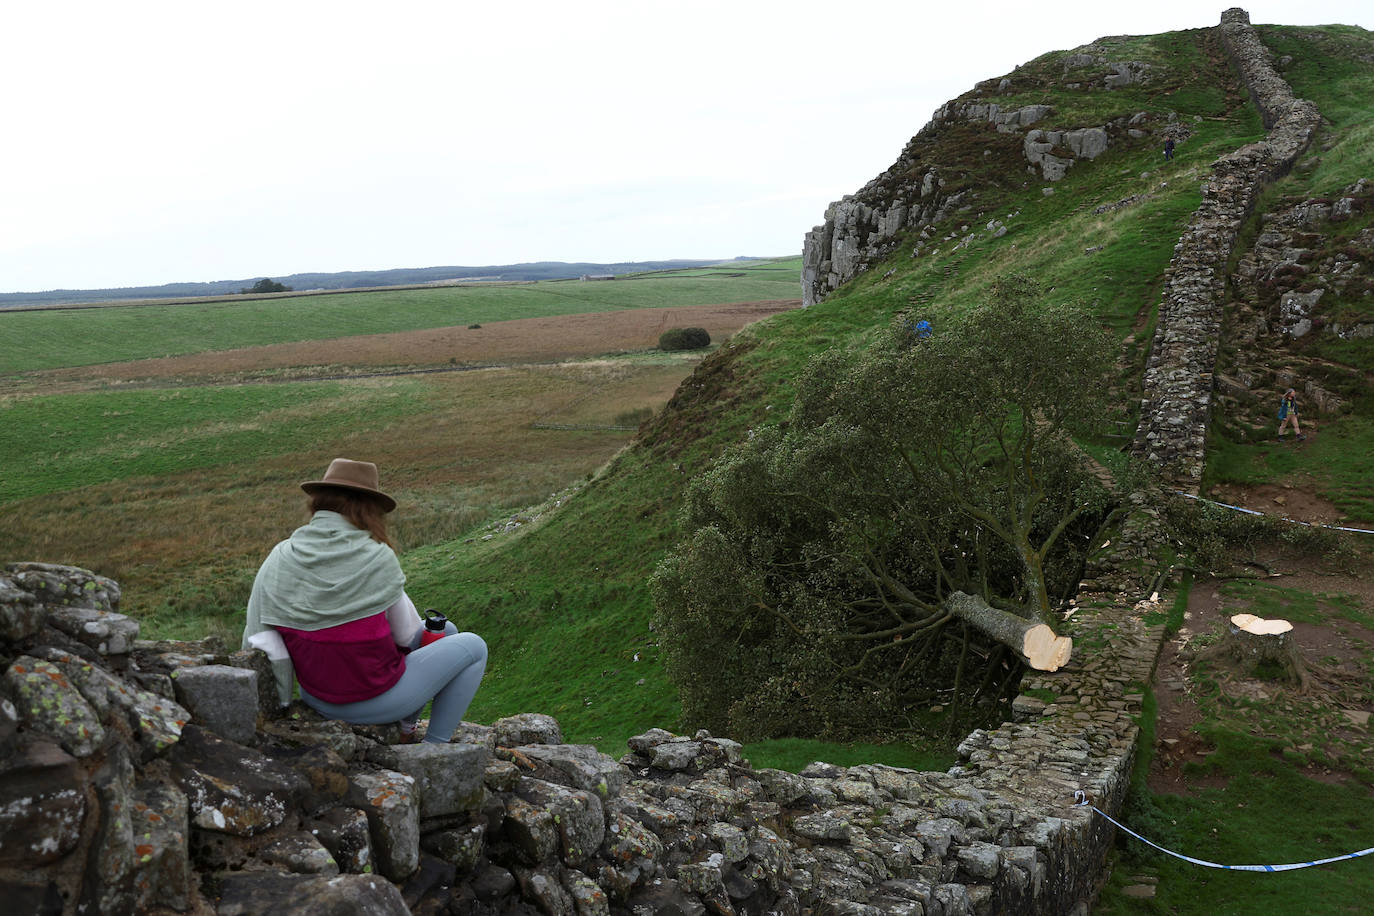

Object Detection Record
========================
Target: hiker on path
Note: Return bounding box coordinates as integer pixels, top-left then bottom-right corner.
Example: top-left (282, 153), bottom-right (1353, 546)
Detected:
top-left (242, 458), bottom-right (487, 743)
top-left (1277, 388), bottom-right (1305, 440)
top-left (1163, 138), bottom-right (1175, 160)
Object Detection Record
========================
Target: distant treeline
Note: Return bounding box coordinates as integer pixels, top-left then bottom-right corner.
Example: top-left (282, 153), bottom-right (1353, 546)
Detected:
top-left (1, 259), bottom-right (764, 308)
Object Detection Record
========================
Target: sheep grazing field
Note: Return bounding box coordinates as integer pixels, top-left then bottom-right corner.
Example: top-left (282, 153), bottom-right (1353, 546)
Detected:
top-left (0, 262), bottom-right (800, 640)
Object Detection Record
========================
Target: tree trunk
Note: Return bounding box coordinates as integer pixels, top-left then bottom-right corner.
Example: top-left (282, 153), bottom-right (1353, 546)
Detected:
top-left (1201, 613), bottom-right (1309, 690)
top-left (944, 591), bottom-right (1073, 671)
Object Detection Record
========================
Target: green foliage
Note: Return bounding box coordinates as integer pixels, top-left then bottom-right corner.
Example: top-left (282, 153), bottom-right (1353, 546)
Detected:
top-left (657, 327), bottom-right (711, 351)
top-left (744, 738), bottom-right (954, 773)
top-left (652, 279), bottom-right (1122, 740)
top-left (239, 278), bottom-right (292, 294)
top-left (1163, 492), bottom-right (1358, 575)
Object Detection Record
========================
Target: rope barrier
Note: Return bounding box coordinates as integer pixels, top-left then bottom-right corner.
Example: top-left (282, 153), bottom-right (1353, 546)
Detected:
top-left (1072, 791), bottom-right (1374, 872)
top-left (1177, 492), bottom-right (1374, 535)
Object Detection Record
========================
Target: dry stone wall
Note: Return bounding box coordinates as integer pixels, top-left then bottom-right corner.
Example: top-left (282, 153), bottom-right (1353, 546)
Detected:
top-left (1, 553), bottom-right (1162, 916)
top-left (1131, 8), bottom-right (1321, 489)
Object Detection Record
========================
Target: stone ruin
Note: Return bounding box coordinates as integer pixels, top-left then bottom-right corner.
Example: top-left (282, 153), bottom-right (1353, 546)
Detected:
top-left (1, 556), bottom-right (1163, 916)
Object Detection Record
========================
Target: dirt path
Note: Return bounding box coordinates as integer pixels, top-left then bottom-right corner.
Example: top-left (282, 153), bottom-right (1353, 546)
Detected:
top-left (1204, 480), bottom-right (1373, 531)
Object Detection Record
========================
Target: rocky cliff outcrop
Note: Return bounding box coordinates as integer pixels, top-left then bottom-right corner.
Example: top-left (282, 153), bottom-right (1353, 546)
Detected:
top-left (800, 40), bottom-right (1173, 306)
top-left (2, 557), bottom-right (1163, 916)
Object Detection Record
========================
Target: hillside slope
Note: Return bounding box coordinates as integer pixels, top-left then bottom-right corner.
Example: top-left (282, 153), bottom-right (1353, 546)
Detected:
top-left (403, 13), bottom-right (1373, 758)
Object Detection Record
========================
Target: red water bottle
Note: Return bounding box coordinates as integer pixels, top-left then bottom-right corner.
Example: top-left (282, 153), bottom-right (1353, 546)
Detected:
top-left (419, 610), bottom-right (448, 646)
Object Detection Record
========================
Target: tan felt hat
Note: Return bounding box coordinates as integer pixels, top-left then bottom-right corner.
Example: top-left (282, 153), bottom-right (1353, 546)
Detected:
top-left (300, 458), bottom-right (397, 512)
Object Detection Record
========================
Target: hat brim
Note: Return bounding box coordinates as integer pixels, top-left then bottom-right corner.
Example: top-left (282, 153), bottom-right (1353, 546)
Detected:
top-left (300, 480), bottom-right (397, 513)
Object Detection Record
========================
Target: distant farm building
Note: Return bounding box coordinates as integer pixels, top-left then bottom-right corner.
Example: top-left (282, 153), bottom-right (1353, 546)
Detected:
top-left (580, 274), bottom-right (615, 281)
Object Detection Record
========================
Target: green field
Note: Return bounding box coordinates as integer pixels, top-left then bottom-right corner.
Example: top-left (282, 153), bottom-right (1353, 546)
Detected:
top-left (0, 259), bottom-right (802, 374)
top-left (1096, 687), bottom-right (1374, 916)
top-left (0, 261), bottom-right (799, 659)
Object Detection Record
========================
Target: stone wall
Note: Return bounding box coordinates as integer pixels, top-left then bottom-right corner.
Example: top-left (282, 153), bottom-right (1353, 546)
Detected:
top-left (1130, 8), bottom-right (1321, 490)
top-left (2, 549), bottom-right (1163, 916)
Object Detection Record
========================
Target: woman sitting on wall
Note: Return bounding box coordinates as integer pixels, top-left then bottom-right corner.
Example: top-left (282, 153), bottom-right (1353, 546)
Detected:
top-left (242, 458), bottom-right (487, 744)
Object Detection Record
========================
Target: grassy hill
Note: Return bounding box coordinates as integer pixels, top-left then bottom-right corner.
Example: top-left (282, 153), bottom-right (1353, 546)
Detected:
top-left (3, 16), bottom-right (1372, 912)
top-left (402, 23), bottom-right (1279, 748)
top-left (395, 21), bottom-right (1373, 912)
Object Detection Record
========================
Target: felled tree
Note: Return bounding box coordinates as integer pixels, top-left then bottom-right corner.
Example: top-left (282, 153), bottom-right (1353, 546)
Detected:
top-left (651, 277), bottom-right (1121, 739)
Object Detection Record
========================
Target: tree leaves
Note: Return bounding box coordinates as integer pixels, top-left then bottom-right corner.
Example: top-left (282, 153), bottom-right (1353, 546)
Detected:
top-left (653, 277), bottom-right (1122, 740)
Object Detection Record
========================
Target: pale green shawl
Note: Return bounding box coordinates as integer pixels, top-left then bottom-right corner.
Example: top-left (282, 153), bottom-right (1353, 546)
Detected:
top-left (242, 510), bottom-right (405, 703)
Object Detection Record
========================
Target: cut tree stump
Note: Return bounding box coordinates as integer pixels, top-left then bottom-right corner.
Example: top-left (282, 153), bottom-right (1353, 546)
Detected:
top-left (945, 592), bottom-right (1073, 671)
top-left (1202, 613), bottom-right (1309, 690)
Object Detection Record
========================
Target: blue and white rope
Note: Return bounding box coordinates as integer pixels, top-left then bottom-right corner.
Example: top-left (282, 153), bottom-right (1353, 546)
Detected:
top-left (1178, 492), bottom-right (1374, 535)
top-left (1072, 791), bottom-right (1374, 871)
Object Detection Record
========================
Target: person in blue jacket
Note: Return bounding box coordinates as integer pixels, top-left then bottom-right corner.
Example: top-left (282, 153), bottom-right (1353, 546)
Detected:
top-left (1277, 389), bottom-right (1305, 440)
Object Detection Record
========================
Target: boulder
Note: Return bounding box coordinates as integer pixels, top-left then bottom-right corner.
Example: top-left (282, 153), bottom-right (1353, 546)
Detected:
top-left (0, 576), bottom-right (44, 642)
top-left (214, 872), bottom-right (410, 915)
top-left (0, 740), bottom-right (86, 867)
top-left (129, 782), bottom-right (192, 910)
top-left (170, 725), bottom-right (306, 835)
top-left (517, 776), bottom-right (606, 867)
top-left (347, 766), bottom-right (420, 881)
top-left (4, 656), bottom-right (106, 757)
top-left (307, 806), bottom-right (374, 874)
top-left (388, 741), bottom-right (489, 819)
top-left (259, 831), bottom-right (340, 875)
top-left (5, 562), bottom-right (121, 612)
top-left (493, 712), bottom-right (563, 746)
top-left (513, 742), bottom-right (628, 796)
top-left (171, 663), bottom-right (259, 745)
top-left (45, 605), bottom-right (139, 656)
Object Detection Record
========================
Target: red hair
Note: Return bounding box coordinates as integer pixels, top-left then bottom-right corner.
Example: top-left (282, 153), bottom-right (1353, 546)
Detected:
top-left (308, 488), bottom-right (396, 549)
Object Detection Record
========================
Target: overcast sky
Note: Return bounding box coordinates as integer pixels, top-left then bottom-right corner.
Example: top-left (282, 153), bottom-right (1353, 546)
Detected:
top-left (2, 1), bottom-right (1367, 293)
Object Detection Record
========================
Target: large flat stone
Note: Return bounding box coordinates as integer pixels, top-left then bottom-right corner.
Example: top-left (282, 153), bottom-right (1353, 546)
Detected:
top-left (388, 742), bottom-right (488, 819)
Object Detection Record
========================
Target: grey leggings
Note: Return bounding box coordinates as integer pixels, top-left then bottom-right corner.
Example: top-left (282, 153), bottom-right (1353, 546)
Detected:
top-left (300, 624), bottom-right (487, 744)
